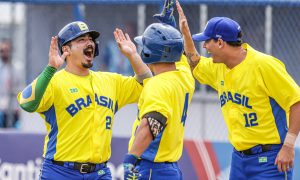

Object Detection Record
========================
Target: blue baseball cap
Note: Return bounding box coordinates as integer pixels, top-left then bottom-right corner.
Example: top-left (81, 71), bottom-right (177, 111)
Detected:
top-left (192, 17), bottom-right (241, 42)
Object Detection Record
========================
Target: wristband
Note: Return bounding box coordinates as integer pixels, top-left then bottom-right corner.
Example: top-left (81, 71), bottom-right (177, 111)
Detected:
top-left (123, 154), bottom-right (138, 165)
top-left (284, 132), bottom-right (297, 148)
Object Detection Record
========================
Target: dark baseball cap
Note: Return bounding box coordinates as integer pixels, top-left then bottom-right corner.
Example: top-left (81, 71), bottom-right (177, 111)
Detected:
top-left (192, 17), bottom-right (241, 42)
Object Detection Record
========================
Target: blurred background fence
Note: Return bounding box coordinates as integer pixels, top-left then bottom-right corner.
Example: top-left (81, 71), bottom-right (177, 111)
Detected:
top-left (2, 0), bottom-right (300, 84)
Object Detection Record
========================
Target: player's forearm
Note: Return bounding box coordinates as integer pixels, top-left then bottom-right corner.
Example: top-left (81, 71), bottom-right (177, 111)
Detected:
top-left (284, 101), bottom-right (300, 147)
top-left (129, 118), bottom-right (153, 157)
top-left (182, 34), bottom-right (200, 71)
top-left (288, 101), bottom-right (300, 134)
top-left (18, 66), bottom-right (56, 112)
top-left (128, 52), bottom-right (153, 83)
top-left (182, 29), bottom-right (197, 53)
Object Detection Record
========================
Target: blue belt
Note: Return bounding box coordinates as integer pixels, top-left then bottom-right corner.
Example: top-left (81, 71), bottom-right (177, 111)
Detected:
top-left (235, 144), bottom-right (282, 155)
top-left (46, 159), bottom-right (107, 174)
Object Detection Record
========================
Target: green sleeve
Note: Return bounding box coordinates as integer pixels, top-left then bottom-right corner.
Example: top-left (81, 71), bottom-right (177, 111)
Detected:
top-left (19, 66), bottom-right (56, 112)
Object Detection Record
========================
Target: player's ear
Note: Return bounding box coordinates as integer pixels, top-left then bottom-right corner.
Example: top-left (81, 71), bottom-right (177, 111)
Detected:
top-left (218, 39), bottom-right (224, 48)
top-left (62, 45), bottom-right (71, 54)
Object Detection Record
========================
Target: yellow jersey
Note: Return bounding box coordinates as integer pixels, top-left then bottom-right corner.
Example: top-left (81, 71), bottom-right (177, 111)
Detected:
top-left (128, 55), bottom-right (195, 162)
top-left (18, 70), bottom-right (142, 163)
top-left (193, 44), bottom-right (300, 151)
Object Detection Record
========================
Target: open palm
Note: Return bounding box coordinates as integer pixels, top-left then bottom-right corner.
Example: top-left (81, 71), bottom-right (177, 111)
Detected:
top-left (48, 36), bottom-right (69, 69)
top-left (114, 28), bottom-right (137, 58)
top-left (176, 0), bottom-right (191, 37)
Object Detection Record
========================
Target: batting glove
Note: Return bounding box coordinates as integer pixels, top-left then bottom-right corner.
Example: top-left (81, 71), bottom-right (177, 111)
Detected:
top-left (153, 0), bottom-right (176, 28)
top-left (123, 154), bottom-right (141, 180)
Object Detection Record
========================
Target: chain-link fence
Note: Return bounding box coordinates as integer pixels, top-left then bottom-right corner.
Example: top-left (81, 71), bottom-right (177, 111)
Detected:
top-left (23, 1), bottom-right (300, 84)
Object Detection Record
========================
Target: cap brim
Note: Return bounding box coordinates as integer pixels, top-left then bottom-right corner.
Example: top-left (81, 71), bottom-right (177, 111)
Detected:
top-left (134, 36), bottom-right (143, 45)
top-left (192, 33), bottom-right (210, 42)
top-left (88, 30), bottom-right (100, 39)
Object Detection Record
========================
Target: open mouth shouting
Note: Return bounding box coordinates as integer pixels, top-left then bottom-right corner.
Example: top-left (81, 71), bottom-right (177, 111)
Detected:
top-left (83, 46), bottom-right (94, 60)
top-left (81, 45), bottom-right (94, 68)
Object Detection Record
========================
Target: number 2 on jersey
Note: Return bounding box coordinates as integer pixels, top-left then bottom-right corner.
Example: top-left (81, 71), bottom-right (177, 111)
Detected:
top-left (106, 116), bottom-right (112, 129)
top-left (181, 93), bottom-right (189, 126)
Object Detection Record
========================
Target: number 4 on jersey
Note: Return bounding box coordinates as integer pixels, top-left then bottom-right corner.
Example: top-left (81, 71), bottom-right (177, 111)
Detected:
top-left (181, 93), bottom-right (189, 126)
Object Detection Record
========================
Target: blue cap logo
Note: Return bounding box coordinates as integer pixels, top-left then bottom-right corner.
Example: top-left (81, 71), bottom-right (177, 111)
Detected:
top-left (192, 17), bottom-right (241, 42)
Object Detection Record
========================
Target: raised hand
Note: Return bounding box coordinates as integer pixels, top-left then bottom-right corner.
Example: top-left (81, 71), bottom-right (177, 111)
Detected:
top-left (48, 36), bottom-right (69, 69)
top-left (176, 0), bottom-right (191, 37)
top-left (114, 28), bottom-right (137, 59)
top-left (176, 0), bottom-right (200, 70)
top-left (153, 0), bottom-right (176, 27)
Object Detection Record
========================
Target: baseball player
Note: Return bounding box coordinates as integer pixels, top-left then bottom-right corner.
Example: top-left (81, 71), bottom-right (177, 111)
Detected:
top-left (122, 1), bottom-right (195, 179)
top-left (17, 21), bottom-right (152, 180)
top-left (176, 1), bottom-right (300, 179)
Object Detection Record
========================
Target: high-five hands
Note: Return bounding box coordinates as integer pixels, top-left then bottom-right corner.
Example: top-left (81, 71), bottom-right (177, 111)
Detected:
top-left (114, 28), bottom-right (138, 59)
top-left (176, 0), bottom-right (192, 37)
top-left (153, 0), bottom-right (176, 28)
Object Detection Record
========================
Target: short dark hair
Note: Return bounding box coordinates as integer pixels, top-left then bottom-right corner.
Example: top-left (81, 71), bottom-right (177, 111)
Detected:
top-left (226, 31), bottom-right (243, 47)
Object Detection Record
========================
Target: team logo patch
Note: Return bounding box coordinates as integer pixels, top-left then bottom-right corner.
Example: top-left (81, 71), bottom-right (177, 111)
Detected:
top-left (221, 81), bottom-right (224, 86)
top-left (77, 22), bottom-right (88, 31)
top-left (69, 88), bottom-right (78, 93)
top-left (258, 156), bottom-right (267, 163)
top-left (97, 170), bottom-right (105, 175)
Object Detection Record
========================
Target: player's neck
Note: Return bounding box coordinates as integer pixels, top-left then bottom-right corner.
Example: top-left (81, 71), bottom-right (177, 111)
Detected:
top-left (151, 63), bottom-right (176, 75)
top-left (65, 64), bottom-right (90, 76)
top-left (224, 47), bottom-right (247, 69)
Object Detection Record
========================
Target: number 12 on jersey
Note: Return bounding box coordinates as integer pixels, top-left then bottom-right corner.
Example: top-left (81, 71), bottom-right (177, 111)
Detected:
top-left (244, 112), bottom-right (258, 127)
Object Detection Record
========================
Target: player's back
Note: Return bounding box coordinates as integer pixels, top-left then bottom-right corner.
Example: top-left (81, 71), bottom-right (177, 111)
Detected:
top-left (130, 55), bottom-right (195, 162)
